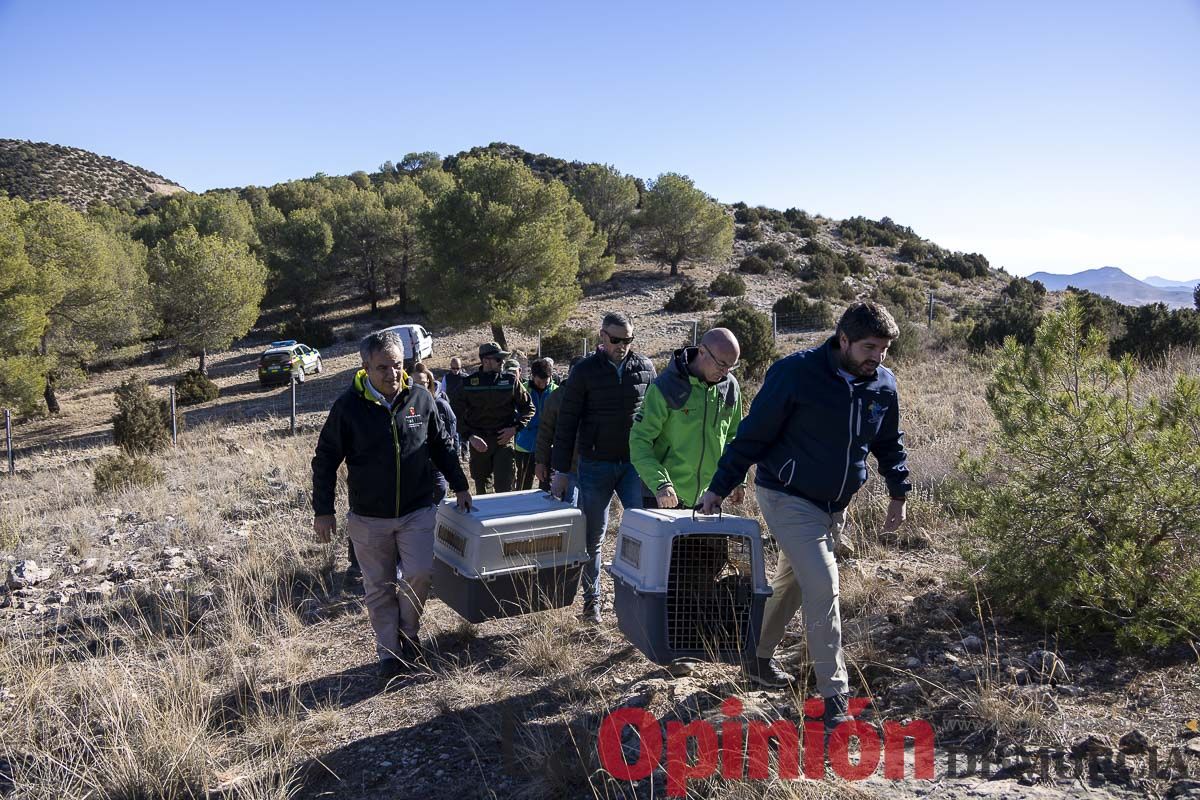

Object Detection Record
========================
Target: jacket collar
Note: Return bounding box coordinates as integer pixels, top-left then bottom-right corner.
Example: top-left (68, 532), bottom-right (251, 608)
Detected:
top-left (354, 368), bottom-right (410, 408)
top-left (659, 347), bottom-right (738, 409)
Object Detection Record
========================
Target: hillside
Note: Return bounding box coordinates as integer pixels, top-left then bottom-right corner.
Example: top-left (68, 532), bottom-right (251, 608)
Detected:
top-left (1028, 266), bottom-right (1196, 309)
top-left (0, 138), bottom-right (186, 210)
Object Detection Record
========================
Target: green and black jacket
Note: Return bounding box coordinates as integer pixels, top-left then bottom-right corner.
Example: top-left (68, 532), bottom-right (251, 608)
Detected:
top-left (312, 370), bottom-right (468, 518)
top-left (448, 369), bottom-right (535, 442)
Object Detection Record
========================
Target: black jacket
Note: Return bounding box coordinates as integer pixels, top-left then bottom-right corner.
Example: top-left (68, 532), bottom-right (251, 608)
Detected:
top-left (312, 370), bottom-right (468, 519)
top-left (551, 350), bottom-right (656, 471)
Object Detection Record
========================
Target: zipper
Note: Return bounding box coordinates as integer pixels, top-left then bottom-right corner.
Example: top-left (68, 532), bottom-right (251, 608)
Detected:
top-left (834, 384), bottom-right (855, 503)
top-left (391, 408), bottom-right (402, 517)
top-left (855, 398), bottom-right (862, 436)
top-left (693, 384), bottom-right (710, 507)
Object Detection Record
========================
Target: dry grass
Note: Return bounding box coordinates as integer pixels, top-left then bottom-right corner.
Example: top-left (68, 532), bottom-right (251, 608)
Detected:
top-left (0, 425), bottom-right (337, 800)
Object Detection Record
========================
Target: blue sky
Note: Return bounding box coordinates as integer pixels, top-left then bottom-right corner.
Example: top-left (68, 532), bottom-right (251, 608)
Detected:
top-left (3, 0), bottom-right (1198, 280)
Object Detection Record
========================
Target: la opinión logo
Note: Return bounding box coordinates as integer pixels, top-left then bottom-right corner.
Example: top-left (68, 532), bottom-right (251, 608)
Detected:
top-left (596, 696), bottom-right (934, 797)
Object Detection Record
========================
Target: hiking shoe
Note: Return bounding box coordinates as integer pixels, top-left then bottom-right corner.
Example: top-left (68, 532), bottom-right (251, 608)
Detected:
top-left (823, 692), bottom-right (853, 733)
top-left (345, 562), bottom-right (363, 585)
top-left (581, 600), bottom-right (601, 624)
top-left (745, 657), bottom-right (795, 688)
top-left (397, 635), bottom-right (424, 668)
top-left (376, 657), bottom-right (404, 689)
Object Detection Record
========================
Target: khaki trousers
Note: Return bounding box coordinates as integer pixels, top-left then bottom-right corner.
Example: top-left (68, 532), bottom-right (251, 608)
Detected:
top-left (347, 506), bottom-right (436, 661)
top-left (755, 486), bottom-right (849, 698)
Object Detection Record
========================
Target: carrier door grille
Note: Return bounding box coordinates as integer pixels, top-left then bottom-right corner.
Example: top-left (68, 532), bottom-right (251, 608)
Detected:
top-left (436, 524), bottom-right (466, 557)
top-left (666, 534), bottom-right (753, 654)
top-left (502, 532), bottom-right (562, 557)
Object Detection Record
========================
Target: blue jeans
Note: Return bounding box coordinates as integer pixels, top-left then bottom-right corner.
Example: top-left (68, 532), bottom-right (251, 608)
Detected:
top-left (577, 457), bottom-right (644, 603)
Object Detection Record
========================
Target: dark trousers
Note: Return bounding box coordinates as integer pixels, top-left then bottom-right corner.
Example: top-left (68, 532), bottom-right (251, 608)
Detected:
top-left (468, 437), bottom-right (516, 495)
top-left (514, 449), bottom-right (548, 492)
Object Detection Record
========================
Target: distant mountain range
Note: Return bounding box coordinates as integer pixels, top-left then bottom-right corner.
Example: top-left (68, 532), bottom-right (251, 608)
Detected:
top-left (1027, 266), bottom-right (1198, 309)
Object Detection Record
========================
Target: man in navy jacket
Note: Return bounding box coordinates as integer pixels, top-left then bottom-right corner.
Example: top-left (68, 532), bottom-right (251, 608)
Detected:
top-left (701, 301), bottom-right (911, 731)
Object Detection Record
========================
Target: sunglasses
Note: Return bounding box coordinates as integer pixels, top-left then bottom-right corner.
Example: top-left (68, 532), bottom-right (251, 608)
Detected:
top-left (603, 331), bottom-right (635, 345)
top-left (701, 344), bottom-right (739, 371)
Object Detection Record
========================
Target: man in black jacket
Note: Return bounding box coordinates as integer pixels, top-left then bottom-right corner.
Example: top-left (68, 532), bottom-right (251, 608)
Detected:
top-left (551, 312), bottom-right (656, 622)
top-left (313, 331), bottom-right (472, 686)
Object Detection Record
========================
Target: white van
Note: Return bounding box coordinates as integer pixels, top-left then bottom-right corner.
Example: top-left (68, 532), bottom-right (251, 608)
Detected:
top-left (379, 324), bottom-right (434, 368)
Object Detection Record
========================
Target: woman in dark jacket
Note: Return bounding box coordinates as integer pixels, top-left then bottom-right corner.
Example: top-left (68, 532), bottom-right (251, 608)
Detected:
top-left (412, 364), bottom-right (458, 504)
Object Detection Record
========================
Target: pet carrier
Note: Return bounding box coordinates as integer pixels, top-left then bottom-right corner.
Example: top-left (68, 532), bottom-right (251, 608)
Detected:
top-left (608, 508), bottom-right (770, 665)
top-left (433, 490), bottom-right (587, 622)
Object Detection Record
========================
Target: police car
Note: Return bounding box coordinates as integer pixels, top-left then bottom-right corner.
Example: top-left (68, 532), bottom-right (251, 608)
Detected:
top-left (257, 340), bottom-right (323, 387)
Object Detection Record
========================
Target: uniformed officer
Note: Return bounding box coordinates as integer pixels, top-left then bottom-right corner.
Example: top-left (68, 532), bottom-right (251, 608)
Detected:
top-left (448, 342), bottom-right (536, 495)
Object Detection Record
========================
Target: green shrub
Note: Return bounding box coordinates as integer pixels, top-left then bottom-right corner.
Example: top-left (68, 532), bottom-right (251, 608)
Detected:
top-left (843, 251), bottom-right (868, 275)
top-left (112, 376), bottom-right (171, 454)
top-left (733, 206), bottom-right (759, 225)
top-left (173, 370), bottom-right (219, 407)
top-left (965, 278), bottom-right (1046, 352)
top-left (802, 251), bottom-right (847, 279)
top-left (957, 297), bottom-right (1200, 650)
top-left (755, 242), bottom-right (789, 263)
top-left (738, 255), bottom-right (771, 275)
top-left (709, 271), bottom-right (746, 297)
top-left (800, 239), bottom-right (831, 256)
top-left (664, 281), bottom-right (714, 313)
top-left (885, 318), bottom-right (928, 363)
top-left (803, 273), bottom-right (856, 301)
top-left (94, 452), bottom-right (164, 494)
top-left (276, 315), bottom-right (337, 349)
top-left (838, 216), bottom-right (918, 247)
top-left (933, 251), bottom-right (990, 279)
top-left (871, 278), bottom-right (927, 320)
top-left (898, 239), bottom-right (931, 263)
top-left (539, 325), bottom-right (593, 361)
top-left (784, 208), bottom-right (819, 237)
top-left (1111, 304), bottom-right (1200, 362)
top-left (708, 300), bottom-right (777, 380)
top-left (772, 293), bottom-right (834, 331)
top-left (735, 223), bottom-right (764, 242)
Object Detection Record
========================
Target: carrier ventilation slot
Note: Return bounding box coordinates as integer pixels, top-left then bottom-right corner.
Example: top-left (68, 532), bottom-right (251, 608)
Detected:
top-left (619, 536), bottom-right (642, 568)
top-left (666, 534), bottom-right (753, 654)
top-left (436, 525), bottom-right (466, 557)
top-left (502, 532), bottom-right (562, 557)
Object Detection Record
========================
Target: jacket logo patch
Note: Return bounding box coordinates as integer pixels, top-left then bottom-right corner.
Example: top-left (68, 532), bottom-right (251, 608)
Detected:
top-left (865, 401), bottom-right (885, 425)
top-left (470, 377), bottom-right (479, 386)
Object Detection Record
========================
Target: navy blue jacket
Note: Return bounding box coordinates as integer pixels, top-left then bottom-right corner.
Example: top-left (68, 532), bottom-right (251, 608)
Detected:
top-left (708, 336), bottom-right (911, 512)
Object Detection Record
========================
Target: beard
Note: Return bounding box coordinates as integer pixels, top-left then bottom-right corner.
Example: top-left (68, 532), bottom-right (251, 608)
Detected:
top-left (839, 350), bottom-right (879, 378)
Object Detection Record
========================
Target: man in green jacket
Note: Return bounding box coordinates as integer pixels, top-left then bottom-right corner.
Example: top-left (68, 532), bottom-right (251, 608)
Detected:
top-left (630, 328), bottom-right (745, 510)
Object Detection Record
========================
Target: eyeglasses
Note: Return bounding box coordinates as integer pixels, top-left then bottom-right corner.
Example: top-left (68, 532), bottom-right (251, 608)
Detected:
top-left (701, 344), bottom-right (739, 371)
top-left (603, 330), bottom-right (635, 346)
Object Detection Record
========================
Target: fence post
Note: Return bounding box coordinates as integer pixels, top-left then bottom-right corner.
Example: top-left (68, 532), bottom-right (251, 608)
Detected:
top-left (4, 409), bottom-right (12, 476)
top-left (290, 377), bottom-right (298, 436)
top-left (928, 290), bottom-right (935, 327)
top-left (581, 338), bottom-right (587, 358)
top-left (169, 386), bottom-right (178, 446)
top-left (772, 312), bottom-right (778, 342)
top-left (691, 321), bottom-right (698, 346)
top-left (537, 330), bottom-right (542, 358)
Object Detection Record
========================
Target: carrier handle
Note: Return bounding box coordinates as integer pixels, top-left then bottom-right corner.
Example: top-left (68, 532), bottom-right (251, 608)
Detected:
top-left (691, 505), bottom-right (723, 522)
top-left (479, 563), bottom-right (539, 581)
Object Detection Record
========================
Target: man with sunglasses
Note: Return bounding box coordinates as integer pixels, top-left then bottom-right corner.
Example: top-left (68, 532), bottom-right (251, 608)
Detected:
top-left (449, 341), bottom-right (535, 495)
top-left (551, 312), bottom-right (656, 623)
